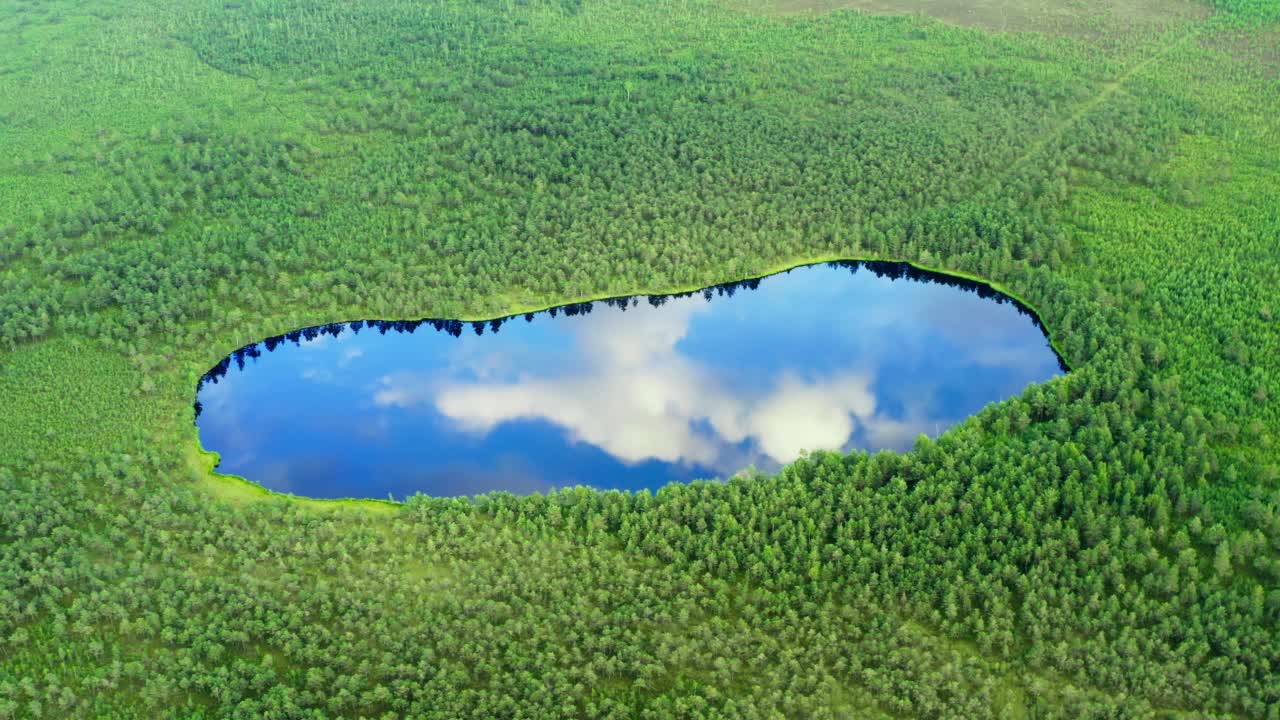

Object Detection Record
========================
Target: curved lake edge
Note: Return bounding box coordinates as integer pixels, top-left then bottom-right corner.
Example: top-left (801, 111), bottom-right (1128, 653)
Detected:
top-left (191, 257), bottom-right (1071, 506)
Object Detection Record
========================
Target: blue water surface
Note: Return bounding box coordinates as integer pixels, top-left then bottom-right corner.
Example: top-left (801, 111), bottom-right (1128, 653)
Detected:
top-left (196, 262), bottom-right (1064, 498)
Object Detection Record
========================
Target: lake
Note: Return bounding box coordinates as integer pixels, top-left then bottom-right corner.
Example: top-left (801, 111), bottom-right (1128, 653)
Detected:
top-left (196, 261), bottom-right (1065, 499)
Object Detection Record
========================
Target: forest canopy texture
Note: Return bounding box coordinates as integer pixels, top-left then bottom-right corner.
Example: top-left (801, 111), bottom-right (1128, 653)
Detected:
top-left (1, 0), bottom-right (1278, 718)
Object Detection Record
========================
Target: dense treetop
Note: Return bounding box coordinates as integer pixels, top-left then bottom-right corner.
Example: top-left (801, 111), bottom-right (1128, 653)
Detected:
top-left (1, 0), bottom-right (1277, 717)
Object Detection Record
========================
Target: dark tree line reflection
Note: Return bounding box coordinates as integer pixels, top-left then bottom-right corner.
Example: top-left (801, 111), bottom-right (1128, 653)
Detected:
top-left (195, 261), bottom-right (1068, 418)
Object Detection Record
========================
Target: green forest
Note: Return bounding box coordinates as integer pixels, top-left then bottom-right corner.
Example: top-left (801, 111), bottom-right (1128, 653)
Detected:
top-left (1, 0), bottom-right (1278, 716)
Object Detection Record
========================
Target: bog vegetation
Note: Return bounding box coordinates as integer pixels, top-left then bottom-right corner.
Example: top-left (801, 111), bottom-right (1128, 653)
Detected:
top-left (1, 0), bottom-right (1277, 717)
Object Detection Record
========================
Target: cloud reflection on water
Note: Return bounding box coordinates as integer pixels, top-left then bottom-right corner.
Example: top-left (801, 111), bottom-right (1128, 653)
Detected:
top-left (196, 262), bottom-right (1064, 497)
top-left (375, 295), bottom-right (930, 475)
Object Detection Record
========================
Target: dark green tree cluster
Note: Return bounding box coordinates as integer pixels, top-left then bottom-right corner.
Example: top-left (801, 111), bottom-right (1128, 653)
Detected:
top-left (1210, 0), bottom-right (1280, 22)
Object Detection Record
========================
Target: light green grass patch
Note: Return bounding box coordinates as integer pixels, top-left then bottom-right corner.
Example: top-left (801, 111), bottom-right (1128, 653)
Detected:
top-left (724, 0), bottom-right (1210, 37)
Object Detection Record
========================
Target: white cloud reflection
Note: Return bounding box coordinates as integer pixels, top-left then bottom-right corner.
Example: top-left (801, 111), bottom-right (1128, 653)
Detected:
top-left (373, 296), bottom-right (933, 475)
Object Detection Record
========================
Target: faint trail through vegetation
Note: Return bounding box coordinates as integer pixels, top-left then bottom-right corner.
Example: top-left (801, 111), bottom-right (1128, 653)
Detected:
top-left (1006, 28), bottom-right (1200, 175)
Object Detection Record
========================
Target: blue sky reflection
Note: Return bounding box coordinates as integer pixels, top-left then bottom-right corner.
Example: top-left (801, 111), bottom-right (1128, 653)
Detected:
top-left (196, 263), bottom-right (1063, 498)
